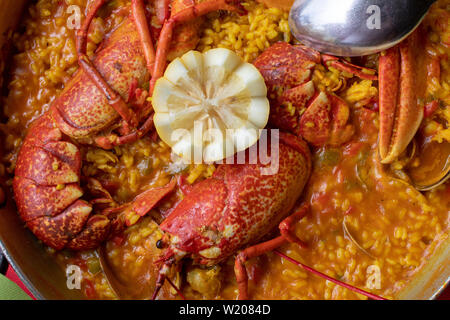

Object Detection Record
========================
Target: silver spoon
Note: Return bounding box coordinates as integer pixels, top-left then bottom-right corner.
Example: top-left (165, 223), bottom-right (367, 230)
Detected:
top-left (289, 0), bottom-right (437, 56)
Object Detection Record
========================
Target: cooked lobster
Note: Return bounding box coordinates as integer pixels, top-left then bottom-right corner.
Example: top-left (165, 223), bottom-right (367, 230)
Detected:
top-left (148, 41), bottom-right (387, 300)
top-left (12, 0), bottom-right (438, 300)
top-left (13, 0), bottom-right (245, 250)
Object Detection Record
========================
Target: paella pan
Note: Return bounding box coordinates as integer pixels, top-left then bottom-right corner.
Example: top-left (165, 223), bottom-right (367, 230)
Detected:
top-left (0, 0), bottom-right (448, 300)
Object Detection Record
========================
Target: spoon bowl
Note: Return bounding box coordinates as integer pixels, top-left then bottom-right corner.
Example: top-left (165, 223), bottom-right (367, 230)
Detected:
top-left (289, 0), bottom-right (436, 56)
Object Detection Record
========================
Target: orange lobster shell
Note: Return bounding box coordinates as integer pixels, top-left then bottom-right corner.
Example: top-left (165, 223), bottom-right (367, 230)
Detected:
top-left (159, 132), bottom-right (311, 265)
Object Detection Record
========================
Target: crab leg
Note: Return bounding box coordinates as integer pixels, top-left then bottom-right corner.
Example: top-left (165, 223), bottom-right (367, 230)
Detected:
top-left (149, 0), bottom-right (245, 93)
top-left (378, 31), bottom-right (428, 164)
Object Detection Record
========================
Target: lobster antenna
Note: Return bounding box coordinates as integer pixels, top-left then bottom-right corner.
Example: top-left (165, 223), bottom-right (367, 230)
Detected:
top-left (273, 250), bottom-right (387, 300)
top-left (166, 277), bottom-right (186, 300)
top-left (151, 273), bottom-right (165, 300)
top-left (151, 274), bottom-right (186, 300)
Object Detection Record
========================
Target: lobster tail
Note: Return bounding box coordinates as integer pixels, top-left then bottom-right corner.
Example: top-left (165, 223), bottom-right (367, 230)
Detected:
top-left (13, 112), bottom-right (177, 250)
top-left (13, 113), bottom-right (111, 250)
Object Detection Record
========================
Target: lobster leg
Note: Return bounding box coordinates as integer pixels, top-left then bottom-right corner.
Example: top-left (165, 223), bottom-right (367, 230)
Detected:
top-left (235, 236), bottom-right (287, 300)
top-left (279, 205), bottom-right (309, 248)
top-left (152, 270), bottom-right (167, 300)
top-left (234, 205), bottom-right (386, 300)
top-left (322, 54), bottom-right (378, 81)
top-left (152, 273), bottom-right (186, 300)
top-left (116, 112), bottom-right (155, 145)
top-left (78, 0), bottom-right (159, 149)
top-left (149, 0), bottom-right (245, 93)
top-left (76, 0), bottom-right (138, 129)
top-left (152, 256), bottom-right (178, 300)
top-left (132, 0), bottom-right (156, 75)
top-left (95, 113), bottom-right (155, 149)
top-left (155, 0), bottom-right (171, 25)
top-left (235, 205), bottom-right (309, 300)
